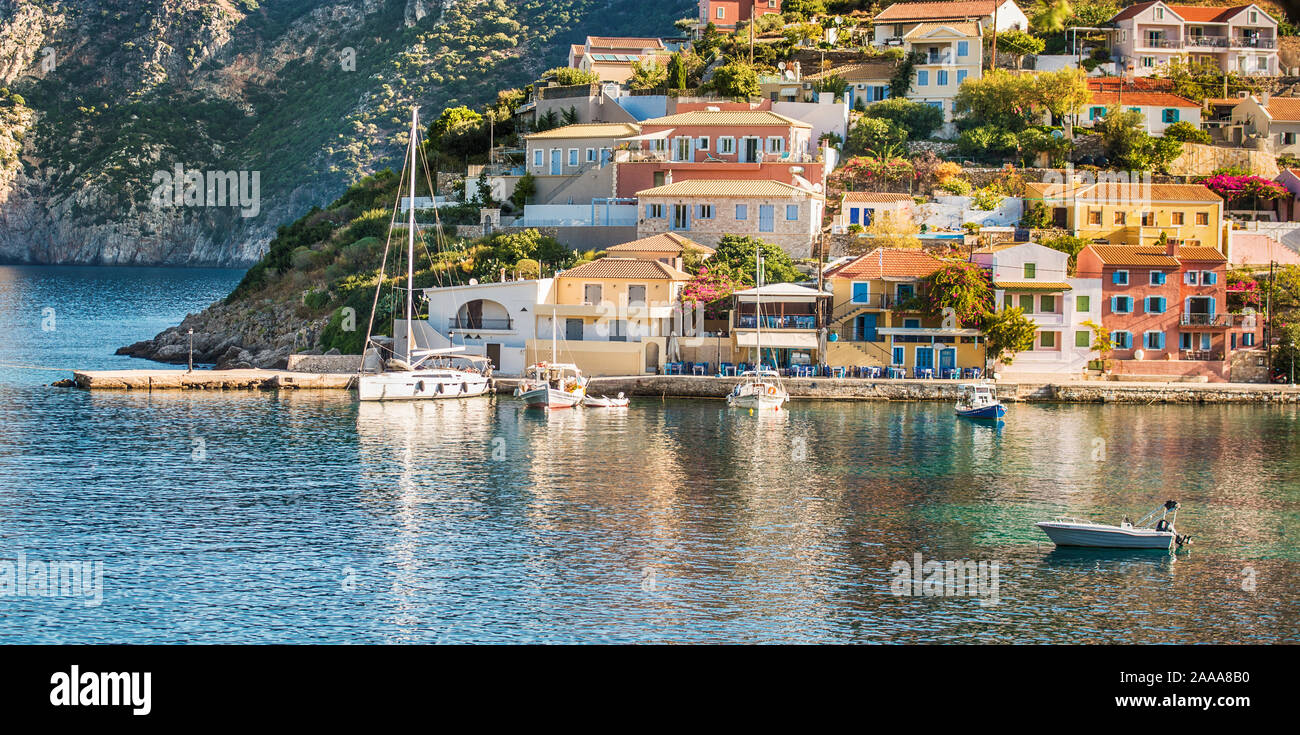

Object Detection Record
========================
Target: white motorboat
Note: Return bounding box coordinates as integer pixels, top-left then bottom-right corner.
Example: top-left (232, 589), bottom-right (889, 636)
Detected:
top-left (356, 107), bottom-right (495, 402)
top-left (954, 383), bottom-right (1006, 420)
top-left (357, 348), bottom-right (491, 401)
top-left (728, 243), bottom-right (788, 412)
top-left (1036, 501), bottom-right (1191, 549)
top-left (582, 392), bottom-right (628, 408)
top-left (516, 362), bottom-right (585, 409)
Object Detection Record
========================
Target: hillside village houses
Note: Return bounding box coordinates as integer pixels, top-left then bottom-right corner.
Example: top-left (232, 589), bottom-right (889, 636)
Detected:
top-left (1107, 2), bottom-right (1281, 78)
top-left (419, 0), bottom-right (1300, 385)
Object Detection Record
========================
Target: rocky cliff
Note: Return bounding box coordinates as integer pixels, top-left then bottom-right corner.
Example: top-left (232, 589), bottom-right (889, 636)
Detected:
top-left (0, 0), bottom-right (682, 266)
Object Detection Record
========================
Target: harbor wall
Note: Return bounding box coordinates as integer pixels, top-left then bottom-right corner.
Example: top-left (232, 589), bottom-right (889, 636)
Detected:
top-left (498, 375), bottom-right (1300, 403)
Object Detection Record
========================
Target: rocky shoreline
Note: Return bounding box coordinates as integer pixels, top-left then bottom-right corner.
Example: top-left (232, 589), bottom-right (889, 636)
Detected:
top-left (116, 295), bottom-right (336, 370)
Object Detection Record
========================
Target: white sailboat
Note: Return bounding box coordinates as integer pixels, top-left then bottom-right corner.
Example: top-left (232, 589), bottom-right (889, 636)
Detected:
top-left (515, 308), bottom-right (586, 409)
top-left (728, 242), bottom-right (789, 411)
top-left (357, 107), bottom-right (492, 402)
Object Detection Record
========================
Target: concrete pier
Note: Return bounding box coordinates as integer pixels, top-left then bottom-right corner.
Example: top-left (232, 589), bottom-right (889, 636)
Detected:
top-left (65, 369), bottom-right (1300, 403)
top-left (71, 369), bottom-right (355, 391)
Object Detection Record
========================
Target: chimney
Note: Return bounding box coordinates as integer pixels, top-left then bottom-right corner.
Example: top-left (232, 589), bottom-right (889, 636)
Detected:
top-left (1262, 91), bottom-right (1271, 107)
top-left (1164, 236), bottom-right (1177, 257)
top-left (665, 170), bottom-right (673, 185)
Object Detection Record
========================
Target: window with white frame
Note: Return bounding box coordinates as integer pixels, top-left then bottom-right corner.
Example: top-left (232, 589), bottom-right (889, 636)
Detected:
top-left (586, 148), bottom-right (596, 162)
top-left (766, 136), bottom-right (784, 154)
top-left (532, 149), bottom-right (542, 167)
top-left (716, 7), bottom-right (724, 19)
top-left (718, 136), bottom-right (735, 155)
top-left (568, 148), bottom-right (578, 166)
top-left (697, 137), bottom-right (709, 150)
top-left (786, 204), bottom-right (798, 220)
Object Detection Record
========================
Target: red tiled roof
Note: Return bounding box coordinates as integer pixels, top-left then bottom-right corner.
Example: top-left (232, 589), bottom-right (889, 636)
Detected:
top-left (557, 257), bottom-right (690, 280)
top-left (1087, 78), bottom-right (1198, 108)
top-left (875, 1), bottom-right (998, 22)
top-left (586, 36), bottom-right (666, 50)
top-left (824, 247), bottom-right (946, 280)
top-left (1111, 2), bottom-right (1255, 23)
top-left (1267, 97), bottom-right (1300, 122)
top-left (605, 232), bottom-right (714, 254)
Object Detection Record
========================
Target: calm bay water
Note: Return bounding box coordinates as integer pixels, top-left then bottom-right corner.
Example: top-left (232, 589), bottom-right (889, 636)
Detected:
top-left (0, 265), bottom-right (1297, 644)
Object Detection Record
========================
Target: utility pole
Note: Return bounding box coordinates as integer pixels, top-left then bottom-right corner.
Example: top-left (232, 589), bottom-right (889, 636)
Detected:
top-left (990, 6), bottom-right (999, 72)
top-left (749, 16), bottom-right (754, 64)
top-left (1266, 259), bottom-right (1275, 380)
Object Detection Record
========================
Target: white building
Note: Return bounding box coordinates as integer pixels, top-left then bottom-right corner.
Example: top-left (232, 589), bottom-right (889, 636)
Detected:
top-left (872, 1), bottom-right (1027, 33)
top-left (970, 242), bottom-right (1103, 378)
top-left (420, 279), bottom-right (554, 376)
top-left (1108, 2), bottom-right (1280, 77)
top-left (1081, 79), bottom-right (1203, 136)
top-left (1231, 94), bottom-right (1300, 157)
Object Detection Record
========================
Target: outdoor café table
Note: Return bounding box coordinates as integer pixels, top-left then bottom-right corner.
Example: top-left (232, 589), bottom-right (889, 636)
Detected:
top-left (833, 366), bottom-right (847, 378)
top-left (692, 364), bottom-right (706, 376)
top-left (721, 363), bottom-right (736, 376)
top-left (887, 367), bottom-right (904, 379)
top-left (866, 366), bottom-right (881, 379)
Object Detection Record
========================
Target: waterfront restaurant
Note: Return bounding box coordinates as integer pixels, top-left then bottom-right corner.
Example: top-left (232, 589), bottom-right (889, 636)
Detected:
top-left (729, 283), bottom-right (831, 370)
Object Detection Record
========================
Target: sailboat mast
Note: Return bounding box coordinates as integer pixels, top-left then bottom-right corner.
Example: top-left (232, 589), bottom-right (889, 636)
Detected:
top-left (552, 307), bottom-right (558, 364)
top-left (755, 242), bottom-right (762, 371)
top-left (406, 107), bottom-right (418, 363)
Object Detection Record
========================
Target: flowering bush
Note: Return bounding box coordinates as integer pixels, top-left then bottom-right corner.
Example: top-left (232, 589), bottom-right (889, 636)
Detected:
top-left (922, 261), bottom-right (993, 327)
top-left (681, 266), bottom-right (740, 305)
top-left (1200, 174), bottom-right (1287, 205)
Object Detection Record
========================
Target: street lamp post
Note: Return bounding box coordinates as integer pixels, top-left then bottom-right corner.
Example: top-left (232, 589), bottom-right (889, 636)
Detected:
top-left (187, 328), bottom-right (194, 373)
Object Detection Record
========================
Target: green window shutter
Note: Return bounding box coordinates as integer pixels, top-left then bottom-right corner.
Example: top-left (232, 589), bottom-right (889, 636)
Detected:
top-left (1077, 295), bottom-right (1090, 312)
top-left (1041, 331), bottom-right (1055, 348)
top-left (1003, 294), bottom-right (1012, 309)
top-left (1019, 295), bottom-right (1034, 312)
top-left (1040, 295), bottom-right (1054, 312)
top-left (1024, 263), bottom-right (1036, 278)
top-left (1075, 330), bottom-right (1090, 348)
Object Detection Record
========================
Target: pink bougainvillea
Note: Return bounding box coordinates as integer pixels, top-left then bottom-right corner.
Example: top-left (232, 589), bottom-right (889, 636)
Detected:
top-left (1200, 175), bottom-right (1287, 205)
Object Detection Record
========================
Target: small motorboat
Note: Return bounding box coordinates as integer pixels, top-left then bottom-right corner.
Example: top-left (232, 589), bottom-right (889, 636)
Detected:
top-left (582, 392), bottom-right (628, 408)
top-left (515, 362), bottom-right (585, 409)
top-left (954, 383), bottom-right (1005, 419)
top-left (1036, 500), bottom-right (1192, 550)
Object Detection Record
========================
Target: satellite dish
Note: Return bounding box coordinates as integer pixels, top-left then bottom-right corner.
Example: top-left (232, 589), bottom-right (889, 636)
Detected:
top-left (1133, 348), bottom-right (1145, 360)
top-left (468, 278), bottom-right (478, 285)
top-left (1051, 129), bottom-right (1063, 139)
top-left (778, 62), bottom-right (786, 70)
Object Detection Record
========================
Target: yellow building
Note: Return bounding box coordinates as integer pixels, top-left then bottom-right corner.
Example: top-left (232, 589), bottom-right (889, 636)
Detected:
top-left (525, 256), bottom-right (690, 376)
top-left (823, 248), bottom-right (986, 376)
top-left (1023, 181), bottom-right (1227, 253)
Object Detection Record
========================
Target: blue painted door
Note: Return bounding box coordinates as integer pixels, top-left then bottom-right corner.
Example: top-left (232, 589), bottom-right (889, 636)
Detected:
top-left (549, 149), bottom-right (561, 175)
top-left (759, 205), bottom-right (774, 232)
top-left (856, 313), bottom-right (878, 341)
top-left (851, 282), bottom-right (870, 303)
top-left (849, 207), bottom-right (860, 225)
top-left (939, 348), bottom-right (956, 372)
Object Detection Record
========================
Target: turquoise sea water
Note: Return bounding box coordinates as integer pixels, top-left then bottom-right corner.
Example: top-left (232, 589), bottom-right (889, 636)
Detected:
top-left (0, 265), bottom-right (1297, 643)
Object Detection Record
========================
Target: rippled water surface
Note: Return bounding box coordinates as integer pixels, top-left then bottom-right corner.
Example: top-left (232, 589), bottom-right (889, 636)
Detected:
top-left (1, 266), bottom-right (1298, 643)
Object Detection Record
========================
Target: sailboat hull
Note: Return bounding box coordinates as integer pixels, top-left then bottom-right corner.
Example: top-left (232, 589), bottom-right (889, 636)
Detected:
top-left (357, 371), bottom-right (491, 401)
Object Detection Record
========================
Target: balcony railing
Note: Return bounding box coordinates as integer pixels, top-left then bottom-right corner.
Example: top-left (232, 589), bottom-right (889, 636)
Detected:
top-left (736, 315), bottom-right (818, 330)
top-left (449, 317), bottom-right (514, 330)
top-left (1140, 37), bottom-right (1181, 48)
top-left (1233, 36), bottom-right (1275, 49)
top-left (1180, 313), bottom-right (1231, 327)
top-left (831, 295), bottom-right (894, 321)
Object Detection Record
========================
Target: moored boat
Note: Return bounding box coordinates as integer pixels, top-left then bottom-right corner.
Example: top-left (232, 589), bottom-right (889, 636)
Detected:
top-left (1036, 501), bottom-right (1191, 549)
top-left (954, 383), bottom-right (1005, 419)
top-left (582, 392), bottom-right (628, 408)
top-left (516, 362), bottom-right (585, 409)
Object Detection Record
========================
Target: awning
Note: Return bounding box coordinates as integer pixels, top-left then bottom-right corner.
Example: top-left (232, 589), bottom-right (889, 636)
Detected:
top-left (619, 128), bottom-right (673, 142)
top-left (994, 281), bottom-right (1072, 292)
top-left (735, 332), bottom-right (820, 350)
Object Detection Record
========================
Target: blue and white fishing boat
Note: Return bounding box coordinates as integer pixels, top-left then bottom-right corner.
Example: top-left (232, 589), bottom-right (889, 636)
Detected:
top-left (1036, 501), bottom-right (1191, 550)
top-left (954, 384), bottom-right (1005, 419)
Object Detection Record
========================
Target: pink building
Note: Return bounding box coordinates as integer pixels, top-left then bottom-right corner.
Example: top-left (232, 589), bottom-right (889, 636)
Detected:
top-left (698, 1), bottom-right (783, 32)
top-left (614, 109), bottom-right (825, 199)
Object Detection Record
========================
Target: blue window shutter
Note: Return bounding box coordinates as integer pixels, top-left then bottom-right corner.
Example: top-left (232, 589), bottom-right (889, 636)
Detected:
top-left (1143, 297), bottom-right (1151, 313)
top-left (1110, 296), bottom-right (1117, 313)
top-left (1158, 332), bottom-right (1166, 350)
top-left (645, 204), bottom-right (653, 218)
top-left (958, 41), bottom-right (968, 56)
top-left (1206, 271), bottom-right (1217, 285)
top-left (1209, 297), bottom-right (1216, 315)
top-left (1185, 271), bottom-right (1196, 285)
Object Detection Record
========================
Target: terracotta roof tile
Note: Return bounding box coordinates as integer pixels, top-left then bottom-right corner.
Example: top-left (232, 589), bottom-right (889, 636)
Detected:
top-left (1024, 181), bottom-right (1222, 203)
top-left (605, 232), bottom-right (714, 254)
top-left (824, 247), bottom-right (946, 280)
top-left (804, 61), bottom-right (897, 81)
top-left (524, 122), bottom-right (641, 140)
top-left (636, 179), bottom-right (823, 198)
top-left (994, 281), bottom-right (1073, 292)
top-left (903, 21), bottom-right (981, 38)
top-left (1267, 98), bottom-right (1300, 122)
top-left (841, 192), bottom-right (915, 203)
top-left (1086, 79), bottom-right (1199, 108)
top-left (1176, 246), bottom-right (1228, 262)
top-left (1085, 245), bottom-right (1182, 267)
top-left (640, 110), bottom-right (812, 127)
top-left (875, 1), bottom-right (998, 21)
top-left (585, 36), bottom-right (666, 50)
top-left (558, 257), bottom-right (690, 280)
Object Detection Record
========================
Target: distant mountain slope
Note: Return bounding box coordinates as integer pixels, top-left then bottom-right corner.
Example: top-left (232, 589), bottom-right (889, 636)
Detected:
top-left (0, 0), bottom-right (689, 265)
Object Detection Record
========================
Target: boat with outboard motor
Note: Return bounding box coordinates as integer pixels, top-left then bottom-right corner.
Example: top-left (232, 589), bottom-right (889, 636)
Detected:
top-left (1036, 500), bottom-right (1191, 549)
